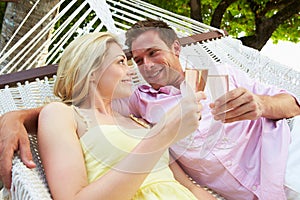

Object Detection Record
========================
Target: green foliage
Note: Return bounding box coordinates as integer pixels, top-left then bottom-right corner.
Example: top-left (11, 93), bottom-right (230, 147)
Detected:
top-left (145, 0), bottom-right (300, 44)
top-left (199, 0), bottom-right (219, 23)
top-left (1, 0), bottom-right (298, 48)
top-left (144, 0), bottom-right (190, 17)
top-left (272, 14), bottom-right (300, 43)
top-left (222, 0), bottom-right (256, 38)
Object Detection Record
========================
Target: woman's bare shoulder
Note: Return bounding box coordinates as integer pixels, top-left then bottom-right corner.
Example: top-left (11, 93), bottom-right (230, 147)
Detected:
top-left (39, 102), bottom-right (73, 121)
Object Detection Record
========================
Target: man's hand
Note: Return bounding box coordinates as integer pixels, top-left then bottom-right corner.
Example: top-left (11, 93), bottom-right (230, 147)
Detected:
top-left (0, 111), bottom-right (36, 189)
top-left (210, 87), bottom-right (300, 123)
top-left (210, 87), bottom-right (263, 123)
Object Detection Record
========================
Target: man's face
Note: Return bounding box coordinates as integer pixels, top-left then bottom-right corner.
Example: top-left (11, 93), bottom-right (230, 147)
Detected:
top-left (131, 30), bottom-right (184, 89)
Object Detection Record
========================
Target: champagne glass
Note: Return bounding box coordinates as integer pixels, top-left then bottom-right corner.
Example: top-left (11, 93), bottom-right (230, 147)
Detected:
top-left (206, 74), bottom-right (236, 149)
top-left (178, 68), bottom-right (208, 148)
top-left (176, 55), bottom-right (211, 152)
top-left (206, 75), bottom-right (229, 102)
top-left (185, 68), bottom-right (208, 92)
top-left (184, 54), bottom-right (209, 92)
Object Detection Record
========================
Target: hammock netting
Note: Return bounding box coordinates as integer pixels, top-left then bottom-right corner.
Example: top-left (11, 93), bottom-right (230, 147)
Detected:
top-left (0, 1), bottom-right (299, 199)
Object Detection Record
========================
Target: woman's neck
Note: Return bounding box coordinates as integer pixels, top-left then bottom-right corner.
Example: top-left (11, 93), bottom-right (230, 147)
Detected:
top-left (79, 95), bottom-right (114, 116)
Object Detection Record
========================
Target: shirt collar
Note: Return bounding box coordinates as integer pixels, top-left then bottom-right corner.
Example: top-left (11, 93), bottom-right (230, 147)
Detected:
top-left (138, 84), bottom-right (181, 95)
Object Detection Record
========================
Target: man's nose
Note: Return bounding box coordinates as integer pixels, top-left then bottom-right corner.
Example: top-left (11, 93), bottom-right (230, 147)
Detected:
top-left (143, 57), bottom-right (154, 70)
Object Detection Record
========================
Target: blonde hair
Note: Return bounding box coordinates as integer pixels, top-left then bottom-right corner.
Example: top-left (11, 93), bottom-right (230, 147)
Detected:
top-left (54, 32), bottom-right (119, 106)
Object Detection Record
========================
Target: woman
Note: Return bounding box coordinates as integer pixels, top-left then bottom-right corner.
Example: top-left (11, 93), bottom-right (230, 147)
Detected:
top-left (38, 32), bottom-right (214, 199)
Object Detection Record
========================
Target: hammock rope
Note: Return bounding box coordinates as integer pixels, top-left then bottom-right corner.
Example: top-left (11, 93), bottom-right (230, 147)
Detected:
top-left (0, 0), bottom-right (63, 71)
top-left (0, 1), bottom-right (299, 199)
top-left (0, 0), bottom-right (41, 58)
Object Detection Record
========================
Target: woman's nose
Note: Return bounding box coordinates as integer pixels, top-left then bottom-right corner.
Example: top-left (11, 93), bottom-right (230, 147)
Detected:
top-left (127, 67), bottom-right (136, 77)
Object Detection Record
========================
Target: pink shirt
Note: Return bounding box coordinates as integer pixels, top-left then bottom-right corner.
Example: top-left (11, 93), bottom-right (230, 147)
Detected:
top-left (125, 64), bottom-right (296, 200)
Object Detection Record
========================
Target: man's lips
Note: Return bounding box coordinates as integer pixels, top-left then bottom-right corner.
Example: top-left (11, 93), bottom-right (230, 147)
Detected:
top-left (147, 68), bottom-right (163, 79)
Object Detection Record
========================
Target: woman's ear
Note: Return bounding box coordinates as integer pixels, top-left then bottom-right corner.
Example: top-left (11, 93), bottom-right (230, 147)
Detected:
top-left (90, 71), bottom-right (97, 83)
top-left (172, 40), bottom-right (181, 57)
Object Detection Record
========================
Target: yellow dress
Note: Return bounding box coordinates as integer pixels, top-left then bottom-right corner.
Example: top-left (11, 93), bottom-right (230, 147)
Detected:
top-left (79, 125), bottom-right (197, 199)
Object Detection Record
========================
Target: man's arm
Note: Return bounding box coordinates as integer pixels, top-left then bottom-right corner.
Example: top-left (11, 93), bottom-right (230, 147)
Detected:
top-left (258, 93), bottom-right (300, 119)
top-left (211, 88), bottom-right (300, 123)
top-left (0, 107), bottom-right (42, 189)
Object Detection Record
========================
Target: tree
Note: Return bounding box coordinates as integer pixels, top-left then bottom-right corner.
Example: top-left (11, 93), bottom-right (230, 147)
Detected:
top-left (145, 0), bottom-right (300, 50)
top-left (0, 0), bottom-right (59, 72)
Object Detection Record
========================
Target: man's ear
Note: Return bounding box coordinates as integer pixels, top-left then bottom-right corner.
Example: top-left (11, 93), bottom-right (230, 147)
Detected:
top-left (172, 40), bottom-right (181, 57)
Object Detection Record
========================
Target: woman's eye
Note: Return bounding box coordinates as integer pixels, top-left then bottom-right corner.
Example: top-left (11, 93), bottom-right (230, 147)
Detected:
top-left (119, 59), bottom-right (126, 65)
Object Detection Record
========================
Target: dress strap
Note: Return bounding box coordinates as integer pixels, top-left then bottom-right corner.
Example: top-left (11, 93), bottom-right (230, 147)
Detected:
top-left (71, 105), bottom-right (90, 134)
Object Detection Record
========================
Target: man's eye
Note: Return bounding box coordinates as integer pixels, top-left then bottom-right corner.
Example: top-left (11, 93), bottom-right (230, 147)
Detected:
top-left (150, 50), bottom-right (158, 56)
top-left (134, 58), bottom-right (142, 65)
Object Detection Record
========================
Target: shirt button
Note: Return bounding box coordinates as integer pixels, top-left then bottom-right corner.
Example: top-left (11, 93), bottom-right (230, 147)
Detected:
top-left (252, 185), bottom-right (257, 191)
top-left (226, 160), bottom-right (232, 167)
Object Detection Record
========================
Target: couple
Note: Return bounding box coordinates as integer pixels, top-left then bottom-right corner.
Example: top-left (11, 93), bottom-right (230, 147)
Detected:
top-left (1, 19), bottom-right (300, 200)
top-left (0, 25), bottom-right (213, 199)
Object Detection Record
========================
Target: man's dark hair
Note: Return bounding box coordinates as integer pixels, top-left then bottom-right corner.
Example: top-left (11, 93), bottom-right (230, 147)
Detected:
top-left (125, 19), bottom-right (179, 52)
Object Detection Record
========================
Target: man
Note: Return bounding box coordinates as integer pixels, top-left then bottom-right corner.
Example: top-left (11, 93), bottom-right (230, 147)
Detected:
top-left (1, 19), bottom-right (300, 199)
top-left (124, 19), bottom-right (300, 200)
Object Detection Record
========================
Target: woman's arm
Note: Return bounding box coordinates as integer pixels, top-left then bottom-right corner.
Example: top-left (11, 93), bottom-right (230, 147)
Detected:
top-left (169, 156), bottom-right (216, 200)
top-left (38, 102), bottom-right (177, 200)
top-left (0, 107), bottom-right (42, 188)
top-left (39, 92), bottom-right (204, 200)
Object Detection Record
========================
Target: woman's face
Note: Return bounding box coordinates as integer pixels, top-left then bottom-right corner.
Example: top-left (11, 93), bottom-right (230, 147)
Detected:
top-left (94, 42), bottom-right (133, 100)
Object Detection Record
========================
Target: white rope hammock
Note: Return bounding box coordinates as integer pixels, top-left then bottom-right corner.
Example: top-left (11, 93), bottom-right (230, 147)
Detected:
top-left (0, 0), bottom-right (298, 98)
top-left (0, 0), bottom-right (299, 199)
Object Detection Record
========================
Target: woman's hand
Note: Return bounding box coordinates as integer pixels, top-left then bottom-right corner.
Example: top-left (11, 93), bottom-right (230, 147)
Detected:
top-left (158, 82), bottom-right (206, 144)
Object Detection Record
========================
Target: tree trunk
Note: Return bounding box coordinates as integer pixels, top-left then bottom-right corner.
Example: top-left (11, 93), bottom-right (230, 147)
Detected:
top-left (190, 0), bottom-right (202, 22)
top-left (210, 0), bottom-right (238, 28)
top-left (240, 0), bottom-right (300, 50)
top-left (0, 0), bottom-right (59, 73)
